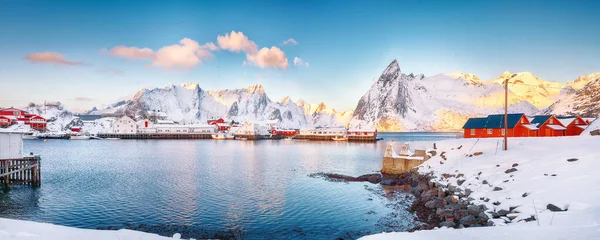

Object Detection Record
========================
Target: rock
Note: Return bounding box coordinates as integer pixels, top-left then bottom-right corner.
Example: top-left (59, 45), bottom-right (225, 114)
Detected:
top-left (477, 172), bottom-right (482, 176)
top-left (439, 209), bottom-right (454, 218)
top-left (459, 215), bottom-right (477, 226)
top-left (471, 224), bottom-right (482, 227)
top-left (547, 204), bottom-right (567, 212)
top-left (503, 180), bottom-right (509, 183)
top-left (448, 196), bottom-right (459, 204)
top-left (465, 188), bottom-right (473, 197)
top-left (520, 215), bottom-right (536, 222)
top-left (473, 151), bottom-right (483, 156)
top-left (439, 221), bottom-right (456, 228)
top-left (457, 180), bottom-right (466, 186)
top-left (487, 220), bottom-right (495, 226)
top-left (551, 174), bottom-right (557, 176)
top-left (482, 180), bottom-right (488, 184)
top-left (496, 165), bottom-right (500, 167)
top-left (478, 212), bottom-right (490, 221)
top-left (467, 205), bottom-right (482, 215)
top-left (491, 211), bottom-right (500, 218)
top-left (428, 150), bottom-right (437, 156)
top-left (493, 187), bottom-right (503, 192)
top-left (544, 173), bottom-right (548, 176)
top-left (457, 224), bottom-right (465, 229)
top-left (433, 143), bottom-right (437, 150)
top-left (425, 199), bottom-right (444, 209)
top-left (381, 179), bottom-right (393, 185)
top-left (567, 158), bottom-right (578, 162)
top-left (492, 201), bottom-right (501, 206)
top-left (512, 163), bottom-right (519, 167)
top-left (505, 168), bottom-right (518, 174)
top-left (440, 161), bottom-right (444, 165)
top-left (497, 209), bottom-right (510, 217)
top-left (457, 173), bottom-right (464, 178)
top-left (458, 145), bottom-right (463, 149)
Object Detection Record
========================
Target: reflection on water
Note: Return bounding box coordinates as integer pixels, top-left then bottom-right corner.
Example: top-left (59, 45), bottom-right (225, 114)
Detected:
top-left (0, 132), bottom-right (456, 239)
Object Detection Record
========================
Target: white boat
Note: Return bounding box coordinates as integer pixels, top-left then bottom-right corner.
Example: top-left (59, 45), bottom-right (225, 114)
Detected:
top-left (211, 133), bottom-right (234, 140)
top-left (332, 136), bottom-right (348, 141)
top-left (22, 133), bottom-right (38, 140)
top-left (283, 137), bottom-right (294, 141)
top-left (69, 135), bottom-right (91, 140)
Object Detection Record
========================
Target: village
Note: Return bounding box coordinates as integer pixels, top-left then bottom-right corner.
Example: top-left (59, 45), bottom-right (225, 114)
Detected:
top-left (0, 107), bottom-right (379, 142)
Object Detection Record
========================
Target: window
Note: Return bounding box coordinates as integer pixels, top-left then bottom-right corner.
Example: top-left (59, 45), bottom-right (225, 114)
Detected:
top-left (549, 119), bottom-right (553, 124)
top-left (501, 129), bottom-right (506, 136)
top-left (487, 129), bottom-right (492, 134)
top-left (470, 129), bottom-right (475, 135)
top-left (521, 118), bottom-right (525, 124)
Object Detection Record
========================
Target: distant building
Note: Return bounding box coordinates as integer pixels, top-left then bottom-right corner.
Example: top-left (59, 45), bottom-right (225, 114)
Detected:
top-left (265, 119), bottom-right (280, 130)
top-left (136, 119), bottom-right (154, 133)
top-left (557, 116), bottom-right (590, 136)
top-left (112, 116), bottom-right (137, 134)
top-left (0, 107), bottom-right (46, 131)
top-left (462, 113), bottom-right (537, 138)
top-left (529, 115), bottom-right (566, 137)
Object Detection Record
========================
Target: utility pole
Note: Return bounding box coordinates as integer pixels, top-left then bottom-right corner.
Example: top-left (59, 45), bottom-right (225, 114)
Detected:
top-left (504, 79), bottom-right (508, 151)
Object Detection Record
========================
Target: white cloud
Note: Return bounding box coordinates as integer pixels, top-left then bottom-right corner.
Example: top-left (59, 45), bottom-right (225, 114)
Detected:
top-left (282, 38), bottom-right (298, 46)
top-left (107, 38), bottom-right (217, 69)
top-left (217, 31), bottom-right (258, 54)
top-left (293, 57), bottom-right (309, 67)
top-left (246, 47), bottom-right (289, 69)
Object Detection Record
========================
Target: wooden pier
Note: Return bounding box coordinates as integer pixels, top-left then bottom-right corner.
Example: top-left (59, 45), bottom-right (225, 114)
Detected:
top-left (0, 156), bottom-right (41, 189)
top-left (96, 133), bottom-right (212, 139)
top-left (294, 135), bottom-right (377, 142)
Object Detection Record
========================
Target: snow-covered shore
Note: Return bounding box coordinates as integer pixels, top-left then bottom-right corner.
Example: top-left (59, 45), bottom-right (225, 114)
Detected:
top-left (362, 136), bottom-right (600, 239)
top-left (0, 218), bottom-right (184, 240)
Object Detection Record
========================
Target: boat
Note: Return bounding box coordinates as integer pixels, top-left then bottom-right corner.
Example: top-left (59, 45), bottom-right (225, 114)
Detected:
top-left (69, 135), bottom-right (91, 140)
top-left (211, 133), bottom-right (234, 140)
top-left (22, 133), bottom-right (38, 140)
top-left (332, 136), bottom-right (348, 141)
top-left (235, 137), bottom-right (248, 141)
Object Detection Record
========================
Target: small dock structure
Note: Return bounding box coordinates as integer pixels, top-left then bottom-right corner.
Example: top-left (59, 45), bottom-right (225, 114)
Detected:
top-left (0, 132), bottom-right (41, 189)
top-left (381, 143), bottom-right (430, 174)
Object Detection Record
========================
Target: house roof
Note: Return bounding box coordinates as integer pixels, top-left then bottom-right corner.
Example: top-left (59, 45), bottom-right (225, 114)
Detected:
top-left (556, 117), bottom-right (576, 127)
top-left (463, 114), bottom-right (525, 129)
top-left (530, 115), bottom-right (553, 128)
top-left (546, 124), bottom-right (566, 130)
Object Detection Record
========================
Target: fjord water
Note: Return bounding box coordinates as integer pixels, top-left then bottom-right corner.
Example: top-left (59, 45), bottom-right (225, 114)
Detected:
top-left (0, 132), bottom-right (457, 239)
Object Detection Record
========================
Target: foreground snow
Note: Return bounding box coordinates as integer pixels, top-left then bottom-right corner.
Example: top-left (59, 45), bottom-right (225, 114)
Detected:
top-left (0, 218), bottom-right (185, 240)
top-left (362, 136), bottom-right (600, 239)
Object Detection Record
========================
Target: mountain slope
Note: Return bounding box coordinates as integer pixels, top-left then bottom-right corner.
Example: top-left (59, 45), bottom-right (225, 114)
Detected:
top-left (349, 60), bottom-right (539, 131)
top-left (542, 74), bottom-right (600, 117)
top-left (97, 83), bottom-right (349, 128)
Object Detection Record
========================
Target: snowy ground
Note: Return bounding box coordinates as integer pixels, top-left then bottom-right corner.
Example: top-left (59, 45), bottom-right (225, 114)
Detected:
top-left (362, 135), bottom-right (600, 239)
top-left (0, 218), bottom-right (185, 240)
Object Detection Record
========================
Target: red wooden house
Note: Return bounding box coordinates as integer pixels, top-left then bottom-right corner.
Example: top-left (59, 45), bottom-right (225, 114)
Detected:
top-left (0, 107), bottom-right (47, 130)
top-left (0, 116), bottom-right (13, 128)
top-left (271, 129), bottom-right (299, 136)
top-left (462, 113), bottom-right (538, 138)
top-left (27, 115), bottom-right (47, 130)
top-left (0, 108), bottom-right (26, 117)
top-left (556, 116), bottom-right (589, 136)
top-left (529, 115), bottom-right (566, 137)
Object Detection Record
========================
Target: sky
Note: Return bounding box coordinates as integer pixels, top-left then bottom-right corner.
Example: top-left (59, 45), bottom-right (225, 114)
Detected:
top-left (0, 0), bottom-right (599, 112)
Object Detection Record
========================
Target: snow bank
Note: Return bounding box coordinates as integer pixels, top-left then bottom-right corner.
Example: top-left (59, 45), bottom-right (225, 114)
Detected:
top-left (581, 117), bottom-right (599, 136)
top-left (362, 136), bottom-right (600, 239)
top-left (0, 218), bottom-right (186, 240)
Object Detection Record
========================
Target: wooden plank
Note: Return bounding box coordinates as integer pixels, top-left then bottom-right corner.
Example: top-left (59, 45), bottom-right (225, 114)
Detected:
top-left (0, 163), bottom-right (38, 178)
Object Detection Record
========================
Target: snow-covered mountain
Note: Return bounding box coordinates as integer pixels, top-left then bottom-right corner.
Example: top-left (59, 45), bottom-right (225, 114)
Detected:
top-left (542, 73), bottom-right (600, 117)
top-left (349, 60), bottom-right (540, 132)
top-left (93, 83), bottom-right (350, 128)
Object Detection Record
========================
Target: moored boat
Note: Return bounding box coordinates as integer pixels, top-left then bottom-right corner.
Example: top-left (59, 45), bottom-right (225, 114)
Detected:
top-left (211, 133), bottom-right (234, 140)
top-left (22, 133), bottom-right (38, 140)
top-left (69, 135), bottom-right (91, 140)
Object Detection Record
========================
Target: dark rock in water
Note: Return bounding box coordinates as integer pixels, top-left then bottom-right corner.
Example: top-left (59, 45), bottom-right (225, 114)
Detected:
top-left (459, 215), bottom-right (477, 226)
top-left (567, 158), bottom-right (578, 162)
top-left (512, 163), bottom-right (519, 167)
top-left (547, 204), bottom-right (567, 212)
top-left (505, 168), bottom-right (518, 174)
top-left (439, 221), bottom-right (456, 228)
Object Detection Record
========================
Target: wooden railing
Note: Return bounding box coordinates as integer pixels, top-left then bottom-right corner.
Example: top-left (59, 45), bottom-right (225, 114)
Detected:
top-left (0, 156), bottom-right (41, 189)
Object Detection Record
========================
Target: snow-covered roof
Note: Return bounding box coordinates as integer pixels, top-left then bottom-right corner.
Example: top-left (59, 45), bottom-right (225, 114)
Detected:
top-left (556, 117), bottom-right (576, 127)
top-left (576, 125), bottom-right (588, 130)
top-left (156, 120), bottom-right (175, 124)
top-left (521, 124), bottom-right (539, 130)
top-left (348, 128), bottom-right (377, 132)
top-left (546, 124), bottom-right (566, 130)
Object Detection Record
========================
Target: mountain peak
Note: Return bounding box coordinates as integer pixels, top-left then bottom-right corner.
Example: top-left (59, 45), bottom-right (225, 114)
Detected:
top-left (447, 71), bottom-right (481, 83)
top-left (384, 59), bottom-right (400, 75)
top-left (179, 82), bottom-right (200, 91)
top-left (243, 84), bottom-right (265, 93)
top-left (279, 96), bottom-right (291, 103)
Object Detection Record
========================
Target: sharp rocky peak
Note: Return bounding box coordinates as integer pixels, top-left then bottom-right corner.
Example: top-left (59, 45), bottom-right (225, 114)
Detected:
top-left (279, 96), bottom-right (291, 103)
top-left (243, 84), bottom-right (265, 93)
top-left (179, 82), bottom-right (201, 91)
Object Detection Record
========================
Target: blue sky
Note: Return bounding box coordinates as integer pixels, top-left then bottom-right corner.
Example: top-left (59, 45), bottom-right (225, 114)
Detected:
top-left (0, 0), bottom-right (599, 112)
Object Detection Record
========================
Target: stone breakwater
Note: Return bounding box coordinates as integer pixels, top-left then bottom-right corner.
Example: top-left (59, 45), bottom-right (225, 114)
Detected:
top-left (310, 170), bottom-right (495, 231)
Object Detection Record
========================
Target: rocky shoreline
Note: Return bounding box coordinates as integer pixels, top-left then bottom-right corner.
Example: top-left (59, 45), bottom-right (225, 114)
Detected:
top-left (310, 170), bottom-right (495, 231)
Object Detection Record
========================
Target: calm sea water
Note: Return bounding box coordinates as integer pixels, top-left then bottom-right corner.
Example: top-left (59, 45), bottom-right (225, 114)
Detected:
top-left (0, 132), bottom-right (457, 239)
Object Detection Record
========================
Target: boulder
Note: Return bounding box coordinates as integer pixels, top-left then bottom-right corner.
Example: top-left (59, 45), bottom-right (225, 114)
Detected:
top-left (505, 168), bottom-right (518, 174)
top-left (425, 199), bottom-right (444, 209)
top-left (473, 151), bottom-right (483, 156)
top-left (512, 163), bottom-right (519, 167)
top-left (467, 205), bottom-right (482, 215)
top-left (493, 187), bottom-right (503, 191)
top-left (439, 221), bottom-right (456, 228)
top-left (459, 215), bottom-right (477, 226)
top-left (547, 204), bottom-right (567, 212)
top-left (497, 209), bottom-right (510, 217)
top-left (457, 180), bottom-right (466, 186)
top-left (567, 158), bottom-right (578, 162)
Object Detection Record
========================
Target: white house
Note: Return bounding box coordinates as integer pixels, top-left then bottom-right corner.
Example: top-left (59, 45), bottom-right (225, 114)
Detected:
top-left (299, 127), bottom-right (347, 136)
top-left (136, 119), bottom-right (155, 133)
top-left (154, 124), bottom-right (216, 134)
top-left (112, 116), bottom-right (137, 134)
top-left (266, 119), bottom-right (280, 130)
top-left (236, 122), bottom-right (269, 135)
